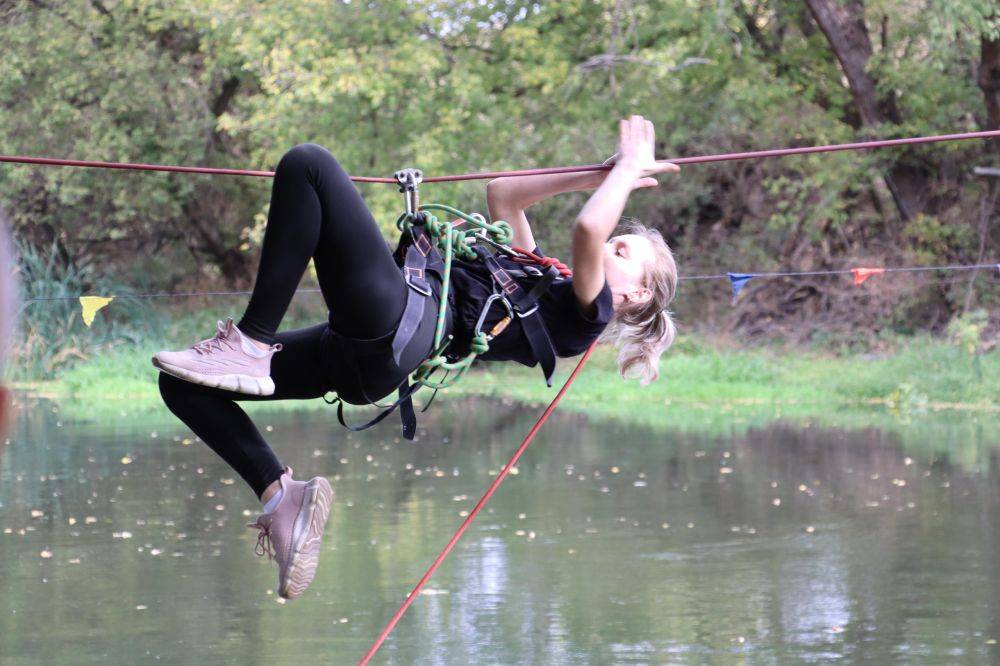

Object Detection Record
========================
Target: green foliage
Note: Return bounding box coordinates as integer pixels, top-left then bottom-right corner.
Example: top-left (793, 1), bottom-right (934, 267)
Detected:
top-left (0, 0), bottom-right (997, 349)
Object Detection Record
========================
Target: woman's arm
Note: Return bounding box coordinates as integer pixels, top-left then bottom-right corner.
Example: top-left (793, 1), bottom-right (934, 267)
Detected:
top-left (572, 116), bottom-right (678, 310)
top-left (486, 163), bottom-right (664, 250)
top-left (486, 171), bottom-right (603, 250)
top-left (570, 165), bottom-right (643, 310)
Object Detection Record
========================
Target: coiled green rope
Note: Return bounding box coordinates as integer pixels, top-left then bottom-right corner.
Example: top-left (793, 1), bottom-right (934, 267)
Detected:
top-left (396, 204), bottom-right (514, 389)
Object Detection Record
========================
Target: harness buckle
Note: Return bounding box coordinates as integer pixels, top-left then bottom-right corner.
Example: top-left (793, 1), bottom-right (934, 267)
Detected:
top-left (515, 304), bottom-right (539, 318)
top-left (404, 266), bottom-right (432, 296)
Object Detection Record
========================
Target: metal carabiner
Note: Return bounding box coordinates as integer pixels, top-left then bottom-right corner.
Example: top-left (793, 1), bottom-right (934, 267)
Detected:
top-left (473, 292), bottom-right (515, 340)
top-left (473, 230), bottom-right (518, 258)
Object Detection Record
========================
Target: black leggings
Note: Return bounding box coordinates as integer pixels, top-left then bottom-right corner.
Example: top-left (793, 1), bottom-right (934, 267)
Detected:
top-left (158, 144), bottom-right (443, 497)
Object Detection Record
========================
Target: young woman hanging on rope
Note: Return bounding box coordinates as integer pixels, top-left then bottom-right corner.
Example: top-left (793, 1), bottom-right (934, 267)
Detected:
top-left (153, 114), bottom-right (680, 599)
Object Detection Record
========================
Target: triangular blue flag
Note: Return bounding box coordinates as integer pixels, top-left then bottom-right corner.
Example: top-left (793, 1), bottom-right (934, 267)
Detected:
top-left (727, 273), bottom-right (754, 304)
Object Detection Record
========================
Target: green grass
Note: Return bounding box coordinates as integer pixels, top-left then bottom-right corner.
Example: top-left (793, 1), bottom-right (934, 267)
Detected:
top-left (17, 332), bottom-right (997, 441)
top-left (448, 336), bottom-right (998, 435)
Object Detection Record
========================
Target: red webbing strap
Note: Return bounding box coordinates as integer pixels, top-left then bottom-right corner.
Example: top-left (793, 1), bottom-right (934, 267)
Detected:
top-left (357, 340), bottom-right (599, 665)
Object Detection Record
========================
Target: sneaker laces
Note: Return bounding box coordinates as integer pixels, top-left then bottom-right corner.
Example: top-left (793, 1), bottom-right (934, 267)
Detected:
top-left (248, 520), bottom-right (275, 560)
top-left (191, 321), bottom-right (237, 356)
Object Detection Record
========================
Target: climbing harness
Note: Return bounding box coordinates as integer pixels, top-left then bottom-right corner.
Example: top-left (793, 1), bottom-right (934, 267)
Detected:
top-left (324, 167), bottom-right (569, 440)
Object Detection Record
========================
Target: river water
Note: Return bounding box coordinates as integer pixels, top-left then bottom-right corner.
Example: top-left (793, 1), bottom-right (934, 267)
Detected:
top-left (2, 396), bottom-right (999, 664)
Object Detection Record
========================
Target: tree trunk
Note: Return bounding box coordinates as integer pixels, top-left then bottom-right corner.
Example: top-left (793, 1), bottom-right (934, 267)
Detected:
top-left (804, 0), bottom-right (926, 221)
top-left (182, 188), bottom-right (253, 284)
top-left (979, 31), bottom-right (1000, 146)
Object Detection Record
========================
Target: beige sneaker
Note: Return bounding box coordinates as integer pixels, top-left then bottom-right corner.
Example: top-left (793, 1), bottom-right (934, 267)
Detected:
top-left (152, 317), bottom-right (282, 396)
top-left (247, 468), bottom-right (334, 599)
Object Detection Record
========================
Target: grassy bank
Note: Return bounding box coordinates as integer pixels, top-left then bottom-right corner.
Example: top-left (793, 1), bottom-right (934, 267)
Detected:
top-left (14, 333), bottom-right (998, 441)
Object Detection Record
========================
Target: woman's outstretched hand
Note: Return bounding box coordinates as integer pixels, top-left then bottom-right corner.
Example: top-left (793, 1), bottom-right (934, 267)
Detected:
top-left (606, 114), bottom-right (679, 189)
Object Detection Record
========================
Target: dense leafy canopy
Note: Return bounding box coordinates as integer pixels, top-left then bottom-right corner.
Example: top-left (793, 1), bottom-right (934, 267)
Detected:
top-left (1, 0), bottom-right (997, 340)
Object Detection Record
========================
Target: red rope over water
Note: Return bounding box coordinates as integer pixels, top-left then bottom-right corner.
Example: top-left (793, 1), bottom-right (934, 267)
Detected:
top-left (2, 130), bottom-right (998, 183)
top-left (357, 340), bottom-right (598, 666)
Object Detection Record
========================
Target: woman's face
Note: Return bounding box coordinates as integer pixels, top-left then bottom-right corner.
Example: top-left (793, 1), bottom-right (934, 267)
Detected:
top-left (603, 234), bottom-right (654, 309)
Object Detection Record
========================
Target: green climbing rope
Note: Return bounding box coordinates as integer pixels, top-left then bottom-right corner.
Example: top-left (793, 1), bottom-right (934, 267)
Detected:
top-left (395, 204), bottom-right (514, 390)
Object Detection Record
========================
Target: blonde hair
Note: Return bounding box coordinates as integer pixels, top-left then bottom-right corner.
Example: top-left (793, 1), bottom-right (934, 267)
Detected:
top-left (0, 211), bottom-right (16, 377)
top-left (599, 222), bottom-right (677, 385)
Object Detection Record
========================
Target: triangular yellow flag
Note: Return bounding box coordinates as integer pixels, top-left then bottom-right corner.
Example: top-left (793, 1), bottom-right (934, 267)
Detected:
top-left (79, 296), bottom-right (114, 327)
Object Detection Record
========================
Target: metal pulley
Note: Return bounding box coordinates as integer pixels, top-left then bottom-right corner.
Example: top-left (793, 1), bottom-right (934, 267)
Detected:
top-left (393, 167), bottom-right (423, 218)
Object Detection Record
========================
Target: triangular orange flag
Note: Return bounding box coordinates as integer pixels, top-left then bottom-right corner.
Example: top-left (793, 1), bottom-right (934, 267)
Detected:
top-left (852, 267), bottom-right (885, 286)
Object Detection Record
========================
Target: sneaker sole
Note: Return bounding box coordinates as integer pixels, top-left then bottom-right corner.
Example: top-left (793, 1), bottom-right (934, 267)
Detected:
top-left (280, 477), bottom-right (334, 600)
top-left (152, 356), bottom-right (275, 396)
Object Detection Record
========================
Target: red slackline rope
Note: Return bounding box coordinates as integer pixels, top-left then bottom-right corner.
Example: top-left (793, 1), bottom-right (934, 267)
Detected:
top-left (357, 340), bottom-right (598, 666)
top-left (1, 129), bottom-right (997, 183)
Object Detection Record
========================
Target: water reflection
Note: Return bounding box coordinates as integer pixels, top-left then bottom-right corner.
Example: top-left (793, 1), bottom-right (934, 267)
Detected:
top-left (1, 395), bottom-right (999, 663)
